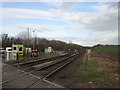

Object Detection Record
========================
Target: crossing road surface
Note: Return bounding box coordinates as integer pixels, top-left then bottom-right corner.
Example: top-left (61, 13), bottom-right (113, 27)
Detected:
top-left (2, 63), bottom-right (64, 88)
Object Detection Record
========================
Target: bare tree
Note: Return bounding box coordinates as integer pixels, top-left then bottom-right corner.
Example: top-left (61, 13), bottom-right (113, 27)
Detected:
top-left (16, 31), bottom-right (32, 47)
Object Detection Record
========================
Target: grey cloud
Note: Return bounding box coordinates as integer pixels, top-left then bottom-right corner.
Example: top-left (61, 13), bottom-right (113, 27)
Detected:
top-left (59, 2), bottom-right (79, 11)
top-left (43, 33), bottom-right (118, 46)
top-left (46, 2), bottom-right (79, 11)
top-left (107, 2), bottom-right (118, 8)
top-left (58, 3), bottom-right (118, 32)
top-left (85, 12), bottom-right (117, 32)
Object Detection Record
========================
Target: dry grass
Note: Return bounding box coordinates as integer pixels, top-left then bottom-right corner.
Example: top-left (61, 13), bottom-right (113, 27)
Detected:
top-left (68, 53), bottom-right (119, 88)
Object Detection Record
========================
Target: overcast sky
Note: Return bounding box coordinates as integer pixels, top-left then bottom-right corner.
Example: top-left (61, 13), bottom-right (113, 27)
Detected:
top-left (0, 1), bottom-right (119, 46)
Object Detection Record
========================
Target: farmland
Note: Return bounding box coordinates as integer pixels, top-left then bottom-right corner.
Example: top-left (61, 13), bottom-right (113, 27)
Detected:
top-left (94, 45), bottom-right (119, 53)
top-left (91, 45), bottom-right (119, 61)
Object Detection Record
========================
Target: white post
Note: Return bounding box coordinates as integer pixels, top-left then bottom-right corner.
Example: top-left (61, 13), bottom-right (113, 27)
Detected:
top-left (12, 52), bottom-right (17, 60)
top-left (7, 52), bottom-right (10, 61)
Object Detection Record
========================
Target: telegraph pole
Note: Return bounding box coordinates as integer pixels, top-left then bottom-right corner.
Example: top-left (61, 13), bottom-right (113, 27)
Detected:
top-left (27, 27), bottom-right (29, 47)
top-left (33, 31), bottom-right (35, 50)
top-left (28, 27), bottom-right (29, 41)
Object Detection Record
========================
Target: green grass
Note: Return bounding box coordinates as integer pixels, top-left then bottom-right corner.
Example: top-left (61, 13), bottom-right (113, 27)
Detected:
top-left (68, 57), bottom-right (118, 87)
top-left (71, 58), bottom-right (103, 80)
top-left (95, 45), bottom-right (119, 53)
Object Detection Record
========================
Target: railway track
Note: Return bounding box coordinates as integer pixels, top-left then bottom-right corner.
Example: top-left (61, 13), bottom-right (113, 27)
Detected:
top-left (2, 53), bottom-right (79, 88)
top-left (24, 53), bottom-right (79, 89)
top-left (12, 53), bottom-right (69, 71)
top-left (2, 53), bottom-right (76, 84)
top-left (2, 54), bottom-right (68, 84)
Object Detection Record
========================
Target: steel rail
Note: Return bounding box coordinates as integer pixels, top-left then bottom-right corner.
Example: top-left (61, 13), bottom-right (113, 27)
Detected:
top-left (1, 53), bottom-right (77, 84)
top-left (14, 55), bottom-right (70, 72)
top-left (13, 53), bottom-right (68, 66)
top-left (24, 53), bottom-right (79, 89)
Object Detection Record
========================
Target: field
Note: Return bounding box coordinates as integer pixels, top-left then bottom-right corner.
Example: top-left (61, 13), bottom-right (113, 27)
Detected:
top-left (95, 45), bottom-right (119, 53)
top-left (67, 45), bottom-right (119, 88)
top-left (92, 45), bottom-right (119, 61)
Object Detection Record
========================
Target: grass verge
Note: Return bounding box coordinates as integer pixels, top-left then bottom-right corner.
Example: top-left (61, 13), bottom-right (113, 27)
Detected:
top-left (68, 55), bottom-right (119, 88)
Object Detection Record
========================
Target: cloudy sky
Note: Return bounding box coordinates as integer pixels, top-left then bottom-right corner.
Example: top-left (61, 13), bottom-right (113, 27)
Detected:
top-left (0, 1), bottom-right (119, 46)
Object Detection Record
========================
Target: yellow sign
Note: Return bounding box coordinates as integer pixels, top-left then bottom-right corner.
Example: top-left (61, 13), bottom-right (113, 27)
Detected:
top-left (12, 44), bottom-right (24, 56)
top-left (18, 46), bottom-right (23, 55)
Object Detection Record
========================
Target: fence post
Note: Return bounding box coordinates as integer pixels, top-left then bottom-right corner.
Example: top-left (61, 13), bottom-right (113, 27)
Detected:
top-left (85, 49), bottom-right (88, 71)
top-left (17, 53), bottom-right (20, 67)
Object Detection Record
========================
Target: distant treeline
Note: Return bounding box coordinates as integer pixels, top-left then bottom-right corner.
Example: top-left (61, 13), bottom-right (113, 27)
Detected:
top-left (1, 33), bottom-right (86, 53)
